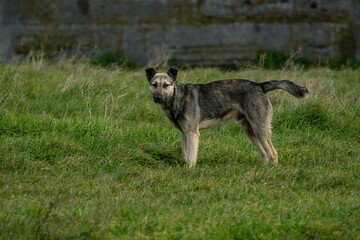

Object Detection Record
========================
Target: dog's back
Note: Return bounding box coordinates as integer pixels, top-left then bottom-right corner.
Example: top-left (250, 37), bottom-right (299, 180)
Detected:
top-left (185, 79), bottom-right (308, 127)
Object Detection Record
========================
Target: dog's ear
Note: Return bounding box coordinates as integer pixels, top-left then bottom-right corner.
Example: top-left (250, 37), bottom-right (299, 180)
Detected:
top-left (167, 67), bottom-right (179, 81)
top-left (145, 67), bottom-right (156, 82)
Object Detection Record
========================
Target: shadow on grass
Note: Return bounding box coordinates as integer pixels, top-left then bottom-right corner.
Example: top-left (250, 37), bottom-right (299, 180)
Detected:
top-left (132, 143), bottom-right (184, 168)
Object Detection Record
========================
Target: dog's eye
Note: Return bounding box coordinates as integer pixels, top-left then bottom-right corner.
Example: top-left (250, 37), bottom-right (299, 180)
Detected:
top-left (163, 83), bottom-right (169, 88)
top-left (152, 83), bottom-right (158, 88)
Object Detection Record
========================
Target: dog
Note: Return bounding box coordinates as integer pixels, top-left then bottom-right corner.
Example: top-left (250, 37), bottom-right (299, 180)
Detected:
top-left (145, 67), bottom-right (309, 168)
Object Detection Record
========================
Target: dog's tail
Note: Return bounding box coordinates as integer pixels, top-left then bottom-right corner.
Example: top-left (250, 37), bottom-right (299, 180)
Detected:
top-left (260, 80), bottom-right (309, 98)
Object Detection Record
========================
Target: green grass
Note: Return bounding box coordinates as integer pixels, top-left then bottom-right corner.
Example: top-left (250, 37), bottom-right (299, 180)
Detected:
top-left (0, 61), bottom-right (360, 239)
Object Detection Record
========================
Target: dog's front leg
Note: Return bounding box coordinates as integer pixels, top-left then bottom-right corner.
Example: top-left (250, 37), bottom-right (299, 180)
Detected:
top-left (181, 132), bottom-right (188, 161)
top-left (185, 130), bottom-right (200, 168)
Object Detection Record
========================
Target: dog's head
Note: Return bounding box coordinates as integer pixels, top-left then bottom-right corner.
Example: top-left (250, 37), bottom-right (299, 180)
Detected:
top-left (145, 67), bottom-right (178, 104)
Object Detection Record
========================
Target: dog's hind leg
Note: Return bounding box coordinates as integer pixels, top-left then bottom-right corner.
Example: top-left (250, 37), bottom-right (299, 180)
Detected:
top-left (243, 98), bottom-right (278, 166)
top-left (266, 132), bottom-right (278, 166)
top-left (184, 130), bottom-right (200, 168)
top-left (240, 119), bottom-right (269, 166)
top-left (247, 119), bottom-right (278, 166)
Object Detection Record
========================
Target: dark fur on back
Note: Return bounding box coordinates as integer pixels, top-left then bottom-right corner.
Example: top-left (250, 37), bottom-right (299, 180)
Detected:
top-left (175, 79), bottom-right (308, 124)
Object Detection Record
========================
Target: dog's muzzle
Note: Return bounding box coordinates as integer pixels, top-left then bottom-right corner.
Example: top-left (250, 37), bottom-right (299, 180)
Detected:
top-left (153, 95), bottom-right (163, 103)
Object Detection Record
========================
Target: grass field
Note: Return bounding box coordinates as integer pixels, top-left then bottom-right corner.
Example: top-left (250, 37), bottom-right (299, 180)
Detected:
top-left (1, 60), bottom-right (360, 239)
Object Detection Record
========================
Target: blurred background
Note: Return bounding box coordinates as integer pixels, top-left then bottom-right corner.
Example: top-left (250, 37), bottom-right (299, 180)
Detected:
top-left (1, 0), bottom-right (359, 67)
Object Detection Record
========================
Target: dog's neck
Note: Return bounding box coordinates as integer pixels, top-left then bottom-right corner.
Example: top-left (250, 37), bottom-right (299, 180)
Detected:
top-left (160, 83), bottom-right (184, 126)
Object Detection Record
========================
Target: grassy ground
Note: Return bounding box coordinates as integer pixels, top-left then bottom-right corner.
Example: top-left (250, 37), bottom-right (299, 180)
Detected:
top-left (0, 61), bottom-right (359, 239)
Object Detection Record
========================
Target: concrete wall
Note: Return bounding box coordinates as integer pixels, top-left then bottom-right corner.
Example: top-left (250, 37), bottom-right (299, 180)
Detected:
top-left (1, 0), bottom-right (359, 65)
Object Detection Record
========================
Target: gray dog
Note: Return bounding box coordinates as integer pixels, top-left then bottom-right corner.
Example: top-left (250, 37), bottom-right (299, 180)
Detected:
top-left (145, 67), bottom-right (309, 168)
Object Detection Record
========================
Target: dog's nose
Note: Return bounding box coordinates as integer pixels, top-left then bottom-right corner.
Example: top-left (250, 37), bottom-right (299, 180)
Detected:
top-left (154, 96), bottom-right (162, 103)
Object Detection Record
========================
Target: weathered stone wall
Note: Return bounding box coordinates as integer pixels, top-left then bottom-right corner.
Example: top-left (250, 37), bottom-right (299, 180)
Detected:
top-left (1, 0), bottom-right (359, 65)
